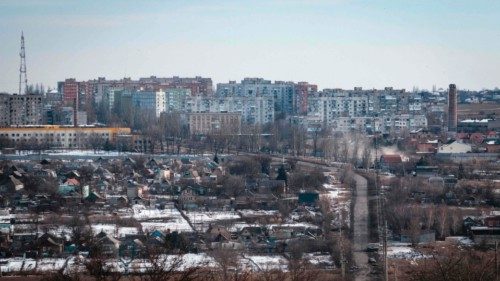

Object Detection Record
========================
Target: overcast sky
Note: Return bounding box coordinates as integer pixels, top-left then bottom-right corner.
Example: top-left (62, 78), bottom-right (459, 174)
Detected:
top-left (1, 0), bottom-right (499, 93)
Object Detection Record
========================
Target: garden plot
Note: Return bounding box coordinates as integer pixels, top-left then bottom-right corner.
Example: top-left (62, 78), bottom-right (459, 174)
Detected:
top-left (185, 211), bottom-right (241, 231)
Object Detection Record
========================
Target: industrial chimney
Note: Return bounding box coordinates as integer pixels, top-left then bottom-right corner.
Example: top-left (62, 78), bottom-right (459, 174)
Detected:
top-left (448, 84), bottom-right (457, 132)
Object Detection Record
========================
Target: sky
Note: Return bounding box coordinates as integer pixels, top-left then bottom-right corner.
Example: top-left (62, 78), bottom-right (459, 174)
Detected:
top-left (0, 0), bottom-right (499, 93)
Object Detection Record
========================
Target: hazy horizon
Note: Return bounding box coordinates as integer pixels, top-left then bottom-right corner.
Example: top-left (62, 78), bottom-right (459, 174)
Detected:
top-left (1, 0), bottom-right (499, 93)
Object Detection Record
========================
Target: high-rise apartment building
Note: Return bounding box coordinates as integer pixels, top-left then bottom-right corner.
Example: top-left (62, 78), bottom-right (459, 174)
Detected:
top-left (295, 82), bottom-right (318, 115)
top-left (188, 112), bottom-right (241, 134)
top-left (59, 76), bottom-right (213, 105)
top-left (0, 93), bottom-right (43, 126)
top-left (216, 78), bottom-right (296, 116)
top-left (61, 78), bottom-right (79, 104)
top-left (131, 90), bottom-right (166, 118)
top-left (165, 88), bottom-right (191, 113)
top-left (187, 95), bottom-right (274, 125)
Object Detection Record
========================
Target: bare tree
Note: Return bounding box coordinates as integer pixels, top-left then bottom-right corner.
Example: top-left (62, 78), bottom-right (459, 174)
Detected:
top-left (408, 247), bottom-right (496, 281)
top-left (88, 132), bottom-right (104, 153)
top-left (139, 245), bottom-right (201, 281)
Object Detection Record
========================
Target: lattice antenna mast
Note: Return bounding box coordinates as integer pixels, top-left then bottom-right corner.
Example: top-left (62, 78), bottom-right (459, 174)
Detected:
top-left (19, 31), bottom-right (28, 95)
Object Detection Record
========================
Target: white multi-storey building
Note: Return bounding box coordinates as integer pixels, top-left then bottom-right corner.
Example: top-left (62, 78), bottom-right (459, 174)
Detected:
top-left (307, 91), bottom-right (369, 124)
top-left (216, 78), bottom-right (295, 116)
top-left (186, 95), bottom-right (274, 125)
top-left (165, 88), bottom-right (191, 113)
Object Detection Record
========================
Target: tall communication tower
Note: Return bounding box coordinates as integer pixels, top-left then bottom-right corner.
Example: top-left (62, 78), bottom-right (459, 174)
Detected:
top-left (19, 31), bottom-right (28, 95)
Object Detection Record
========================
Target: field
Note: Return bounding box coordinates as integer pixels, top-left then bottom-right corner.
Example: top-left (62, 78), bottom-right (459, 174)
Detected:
top-left (458, 103), bottom-right (500, 119)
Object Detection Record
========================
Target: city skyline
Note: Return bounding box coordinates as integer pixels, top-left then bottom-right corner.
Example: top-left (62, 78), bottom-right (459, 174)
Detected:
top-left (1, 0), bottom-right (500, 93)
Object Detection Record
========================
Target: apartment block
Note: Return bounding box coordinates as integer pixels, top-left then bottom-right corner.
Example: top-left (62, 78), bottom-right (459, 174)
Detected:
top-left (0, 93), bottom-right (43, 126)
top-left (188, 112), bottom-right (241, 134)
top-left (0, 126), bottom-right (131, 148)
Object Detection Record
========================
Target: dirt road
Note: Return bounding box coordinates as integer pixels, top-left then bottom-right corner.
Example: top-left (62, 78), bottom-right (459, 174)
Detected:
top-left (353, 173), bottom-right (371, 281)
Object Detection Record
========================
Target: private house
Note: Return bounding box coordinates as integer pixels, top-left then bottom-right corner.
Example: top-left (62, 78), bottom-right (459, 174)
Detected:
top-left (239, 226), bottom-right (267, 244)
top-left (416, 140), bottom-right (438, 154)
top-left (179, 188), bottom-right (198, 210)
top-left (37, 233), bottom-right (64, 257)
top-left (64, 178), bottom-right (80, 187)
top-left (119, 237), bottom-right (145, 258)
top-left (484, 215), bottom-right (500, 227)
top-left (127, 183), bottom-right (144, 201)
top-left (471, 226), bottom-right (500, 246)
top-left (379, 154), bottom-right (403, 172)
top-left (97, 233), bottom-right (121, 257)
top-left (206, 225), bottom-right (231, 242)
top-left (1, 176), bottom-right (24, 192)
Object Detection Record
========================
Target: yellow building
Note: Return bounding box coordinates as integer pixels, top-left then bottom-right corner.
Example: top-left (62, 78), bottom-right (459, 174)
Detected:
top-left (0, 126), bottom-right (131, 148)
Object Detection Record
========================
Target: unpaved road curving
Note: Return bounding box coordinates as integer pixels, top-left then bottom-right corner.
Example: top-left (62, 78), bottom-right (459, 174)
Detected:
top-left (353, 173), bottom-right (370, 281)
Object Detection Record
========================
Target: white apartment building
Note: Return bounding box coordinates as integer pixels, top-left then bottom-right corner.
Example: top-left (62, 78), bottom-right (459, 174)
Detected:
top-left (165, 88), bottom-right (191, 113)
top-left (307, 92), bottom-right (369, 124)
top-left (216, 78), bottom-right (295, 115)
top-left (187, 95), bottom-right (274, 125)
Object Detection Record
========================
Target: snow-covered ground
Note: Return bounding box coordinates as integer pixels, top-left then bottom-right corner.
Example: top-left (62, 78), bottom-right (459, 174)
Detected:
top-left (240, 255), bottom-right (288, 271)
top-left (91, 224), bottom-right (139, 237)
top-left (228, 222), bottom-right (319, 232)
top-left (445, 236), bottom-right (474, 246)
top-left (141, 220), bottom-right (193, 233)
top-left (0, 254), bottom-right (216, 274)
top-left (303, 252), bottom-right (335, 268)
top-left (123, 253), bottom-right (218, 272)
top-left (387, 243), bottom-right (427, 260)
top-left (185, 211), bottom-right (241, 232)
top-left (238, 209), bottom-right (280, 217)
top-left (185, 211), bottom-right (241, 223)
top-left (123, 205), bottom-right (194, 233)
top-left (47, 150), bottom-right (126, 156)
top-left (322, 183), bottom-right (349, 199)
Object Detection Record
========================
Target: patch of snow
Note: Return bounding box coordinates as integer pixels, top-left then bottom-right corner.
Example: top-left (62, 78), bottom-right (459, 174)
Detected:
top-left (239, 210), bottom-right (279, 217)
top-left (185, 211), bottom-right (241, 223)
top-left (303, 252), bottom-right (335, 267)
top-left (387, 243), bottom-right (427, 260)
top-left (241, 255), bottom-right (288, 271)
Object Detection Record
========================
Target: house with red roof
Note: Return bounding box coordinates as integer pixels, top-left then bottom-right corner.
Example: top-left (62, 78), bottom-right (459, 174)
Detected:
top-left (64, 178), bottom-right (80, 186)
top-left (379, 154), bottom-right (403, 172)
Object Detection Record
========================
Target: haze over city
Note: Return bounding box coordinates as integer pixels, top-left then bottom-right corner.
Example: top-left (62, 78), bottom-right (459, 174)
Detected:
top-left (1, 1), bottom-right (500, 280)
top-left (1, 0), bottom-right (500, 93)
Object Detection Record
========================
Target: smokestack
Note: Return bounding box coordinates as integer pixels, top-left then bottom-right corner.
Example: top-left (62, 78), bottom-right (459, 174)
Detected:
top-left (448, 84), bottom-right (457, 132)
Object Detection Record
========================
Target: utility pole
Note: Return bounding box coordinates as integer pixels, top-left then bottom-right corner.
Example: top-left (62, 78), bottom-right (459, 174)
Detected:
top-left (375, 133), bottom-right (382, 244)
top-left (384, 220), bottom-right (388, 281)
top-left (394, 261), bottom-right (398, 281)
top-left (339, 209), bottom-right (345, 279)
top-left (496, 241), bottom-right (498, 281)
top-left (19, 31), bottom-right (28, 95)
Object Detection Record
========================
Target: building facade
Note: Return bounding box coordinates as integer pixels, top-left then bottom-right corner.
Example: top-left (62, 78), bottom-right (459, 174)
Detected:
top-left (0, 126), bottom-right (131, 148)
top-left (131, 90), bottom-right (166, 117)
top-left (0, 94), bottom-right (43, 126)
top-left (188, 112), bottom-right (241, 134)
top-left (165, 88), bottom-right (191, 113)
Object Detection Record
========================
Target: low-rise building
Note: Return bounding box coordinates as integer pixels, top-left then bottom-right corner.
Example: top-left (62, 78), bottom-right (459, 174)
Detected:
top-left (0, 125), bottom-right (131, 149)
top-left (437, 141), bottom-right (472, 154)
